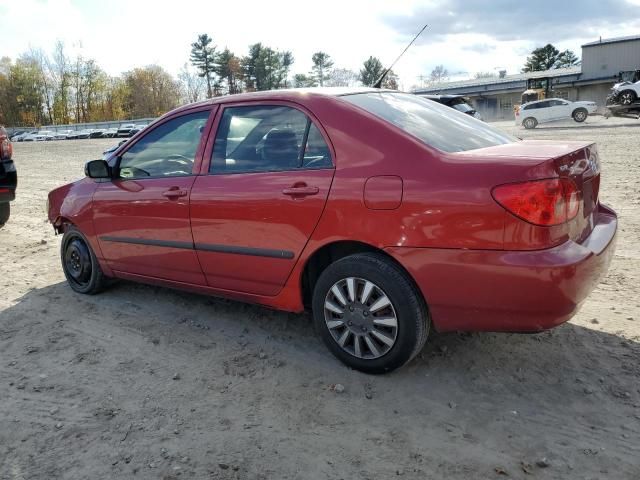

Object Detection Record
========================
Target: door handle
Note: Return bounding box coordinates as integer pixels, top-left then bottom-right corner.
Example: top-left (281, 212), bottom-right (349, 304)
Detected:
top-left (162, 187), bottom-right (188, 198)
top-left (282, 186), bottom-right (319, 197)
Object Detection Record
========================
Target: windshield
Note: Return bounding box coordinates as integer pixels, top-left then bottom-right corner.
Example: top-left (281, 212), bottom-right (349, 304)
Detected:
top-left (451, 102), bottom-right (474, 113)
top-left (341, 92), bottom-right (516, 153)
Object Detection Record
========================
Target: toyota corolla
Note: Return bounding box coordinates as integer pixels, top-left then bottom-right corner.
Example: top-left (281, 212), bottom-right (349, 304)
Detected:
top-left (48, 88), bottom-right (617, 373)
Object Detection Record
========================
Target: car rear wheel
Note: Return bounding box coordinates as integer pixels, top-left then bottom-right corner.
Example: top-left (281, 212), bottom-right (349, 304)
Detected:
top-left (523, 117), bottom-right (538, 129)
top-left (61, 226), bottom-right (109, 294)
top-left (0, 203), bottom-right (9, 227)
top-left (619, 90), bottom-right (637, 105)
top-left (572, 108), bottom-right (588, 123)
top-left (312, 253), bottom-right (429, 374)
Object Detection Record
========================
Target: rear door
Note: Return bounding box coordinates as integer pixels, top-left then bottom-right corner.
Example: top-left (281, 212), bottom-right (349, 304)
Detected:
top-left (93, 108), bottom-right (213, 284)
top-left (547, 99), bottom-right (572, 120)
top-left (190, 103), bottom-right (335, 296)
top-left (532, 100), bottom-right (552, 122)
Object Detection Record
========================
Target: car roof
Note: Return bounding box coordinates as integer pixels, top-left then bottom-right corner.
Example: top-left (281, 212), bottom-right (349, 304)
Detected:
top-left (522, 97), bottom-right (567, 106)
top-left (169, 87), bottom-right (387, 115)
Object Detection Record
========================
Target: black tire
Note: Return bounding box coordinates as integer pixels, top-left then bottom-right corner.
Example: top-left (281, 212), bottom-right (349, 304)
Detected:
top-left (523, 117), bottom-right (538, 129)
top-left (61, 225), bottom-right (109, 294)
top-left (572, 108), bottom-right (588, 123)
top-left (619, 90), bottom-right (637, 106)
top-left (312, 253), bottom-right (429, 374)
top-left (0, 203), bottom-right (9, 227)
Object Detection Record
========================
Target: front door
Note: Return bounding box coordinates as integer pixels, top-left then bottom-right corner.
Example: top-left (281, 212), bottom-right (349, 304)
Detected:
top-left (93, 109), bottom-right (212, 284)
top-left (190, 104), bottom-right (335, 296)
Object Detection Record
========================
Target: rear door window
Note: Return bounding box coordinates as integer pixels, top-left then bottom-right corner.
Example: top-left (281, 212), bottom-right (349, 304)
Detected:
top-left (211, 105), bottom-right (333, 173)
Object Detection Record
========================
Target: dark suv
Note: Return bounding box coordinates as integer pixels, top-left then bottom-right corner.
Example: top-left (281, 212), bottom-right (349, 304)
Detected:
top-left (0, 126), bottom-right (16, 227)
top-left (416, 94), bottom-right (483, 120)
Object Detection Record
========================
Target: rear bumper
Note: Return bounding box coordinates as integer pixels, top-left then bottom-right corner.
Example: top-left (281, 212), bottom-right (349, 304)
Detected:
top-left (386, 204), bottom-right (617, 332)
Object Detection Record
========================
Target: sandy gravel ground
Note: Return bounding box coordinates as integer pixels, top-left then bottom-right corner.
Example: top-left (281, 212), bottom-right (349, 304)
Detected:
top-left (1, 115), bottom-right (639, 480)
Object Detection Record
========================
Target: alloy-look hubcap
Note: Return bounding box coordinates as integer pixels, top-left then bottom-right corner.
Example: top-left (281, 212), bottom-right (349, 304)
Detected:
top-left (324, 277), bottom-right (398, 359)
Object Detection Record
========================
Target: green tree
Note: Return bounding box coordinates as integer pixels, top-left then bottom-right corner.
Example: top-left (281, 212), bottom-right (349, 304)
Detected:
top-left (556, 49), bottom-right (580, 68)
top-left (359, 56), bottom-right (384, 87)
top-left (522, 44), bottom-right (580, 72)
top-left (281, 51), bottom-right (294, 88)
top-left (311, 51), bottom-right (333, 87)
top-left (293, 73), bottom-right (316, 88)
top-left (216, 48), bottom-right (242, 94)
top-left (242, 44), bottom-right (291, 91)
top-left (190, 34), bottom-right (217, 98)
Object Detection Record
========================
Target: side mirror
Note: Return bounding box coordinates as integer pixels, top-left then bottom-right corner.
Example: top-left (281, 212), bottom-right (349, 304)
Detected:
top-left (85, 159), bottom-right (111, 179)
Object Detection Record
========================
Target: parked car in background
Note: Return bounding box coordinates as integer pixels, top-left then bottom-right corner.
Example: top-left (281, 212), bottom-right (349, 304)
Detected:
top-left (23, 131), bottom-right (54, 141)
top-left (417, 94), bottom-right (483, 120)
top-left (48, 88), bottom-right (617, 373)
top-left (89, 129), bottom-right (106, 138)
top-left (102, 139), bottom-right (128, 158)
top-left (117, 124), bottom-right (135, 137)
top-left (103, 128), bottom-right (118, 138)
top-left (11, 131), bottom-right (36, 142)
top-left (53, 130), bottom-right (73, 140)
top-left (127, 124), bottom-right (147, 136)
top-left (0, 126), bottom-right (16, 228)
top-left (515, 98), bottom-right (597, 129)
top-left (9, 130), bottom-right (27, 141)
top-left (67, 130), bottom-right (93, 140)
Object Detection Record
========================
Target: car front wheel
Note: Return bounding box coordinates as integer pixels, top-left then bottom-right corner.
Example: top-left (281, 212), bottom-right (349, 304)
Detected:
top-left (312, 253), bottom-right (429, 374)
top-left (619, 90), bottom-right (637, 105)
top-left (523, 117), bottom-right (538, 129)
top-left (61, 226), bottom-right (110, 294)
top-left (572, 108), bottom-right (588, 122)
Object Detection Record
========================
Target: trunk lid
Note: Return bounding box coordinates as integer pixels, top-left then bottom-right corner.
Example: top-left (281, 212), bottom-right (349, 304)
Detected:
top-left (456, 140), bottom-right (601, 247)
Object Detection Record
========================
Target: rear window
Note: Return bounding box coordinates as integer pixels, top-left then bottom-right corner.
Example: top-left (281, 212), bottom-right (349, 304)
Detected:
top-left (341, 92), bottom-right (516, 153)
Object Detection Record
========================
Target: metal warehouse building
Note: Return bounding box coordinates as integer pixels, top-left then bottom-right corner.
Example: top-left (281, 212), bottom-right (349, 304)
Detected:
top-left (413, 35), bottom-right (640, 120)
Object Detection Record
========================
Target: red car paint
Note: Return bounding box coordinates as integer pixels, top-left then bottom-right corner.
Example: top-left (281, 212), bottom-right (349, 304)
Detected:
top-left (48, 89), bottom-right (617, 332)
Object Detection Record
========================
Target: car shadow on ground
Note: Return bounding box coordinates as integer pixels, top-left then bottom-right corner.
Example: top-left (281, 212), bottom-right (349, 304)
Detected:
top-left (2, 281), bottom-right (639, 478)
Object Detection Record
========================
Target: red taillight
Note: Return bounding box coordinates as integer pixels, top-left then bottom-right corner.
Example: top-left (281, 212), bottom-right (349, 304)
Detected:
top-left (0, 138), bottom-right (12, 160)
top-left (492, 178), bottom-right (580, 226)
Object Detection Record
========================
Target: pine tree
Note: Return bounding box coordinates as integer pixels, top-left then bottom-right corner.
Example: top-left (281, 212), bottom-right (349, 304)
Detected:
top-left (522, 44), bottom-right (580, 72)
top-left (190, 34), bottom-right (217, 98)
top-left (311, 52), bottom-right (334, 87)
top-left (359, 56), bottom-right (384, 87)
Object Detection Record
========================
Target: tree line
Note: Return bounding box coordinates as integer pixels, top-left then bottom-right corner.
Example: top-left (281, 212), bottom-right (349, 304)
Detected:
top-left (0, 36), bottom-right (580, 127)
top-left (0, 42), bottom-right (183, 127)
top-left (187, 34), bottom-right (398, 94)
top-left (0, 35), bottom-right (397, 127)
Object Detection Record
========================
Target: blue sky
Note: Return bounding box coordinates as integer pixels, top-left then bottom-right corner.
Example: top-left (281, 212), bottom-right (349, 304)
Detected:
top-left (1, 0), bottom-right (639, 89)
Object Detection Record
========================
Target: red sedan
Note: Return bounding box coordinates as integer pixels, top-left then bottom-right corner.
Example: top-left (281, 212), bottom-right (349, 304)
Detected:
top-left (48, 88), bottom-right (617, 373)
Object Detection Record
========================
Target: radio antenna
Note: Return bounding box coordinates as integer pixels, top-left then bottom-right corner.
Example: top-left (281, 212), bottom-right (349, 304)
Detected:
top-left (373, 22), bottom-right (429, 88)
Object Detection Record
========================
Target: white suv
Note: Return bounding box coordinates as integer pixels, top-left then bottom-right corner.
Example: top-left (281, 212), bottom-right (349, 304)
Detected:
top-left (611, 80), bottom-right (640, 105)
top-left (515, 98), bottom-right (597, 129)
